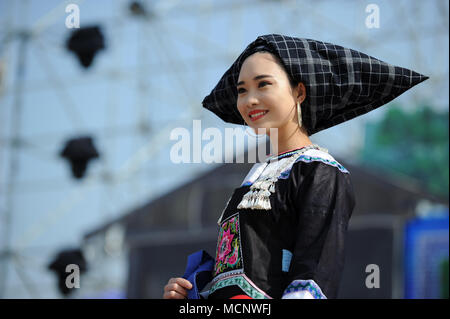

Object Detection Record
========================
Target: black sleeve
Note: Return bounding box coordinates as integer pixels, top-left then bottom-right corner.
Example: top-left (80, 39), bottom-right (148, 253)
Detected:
top-left (282, 161), bottom-right (355, 299)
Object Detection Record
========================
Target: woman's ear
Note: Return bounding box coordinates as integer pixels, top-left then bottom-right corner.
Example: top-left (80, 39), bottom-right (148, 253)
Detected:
top-left (296, 82), bottom-right (306, 104)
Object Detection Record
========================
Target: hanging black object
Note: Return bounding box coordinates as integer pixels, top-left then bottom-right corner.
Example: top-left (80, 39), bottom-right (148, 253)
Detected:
top-left (66, 26), bottom-right (105, 68)
top-left (129, 1), bottom-right (147, 16)
top-left (60, 136), bottom-right (99, 179)
top-left (47, 248), bottom-right (88, 296)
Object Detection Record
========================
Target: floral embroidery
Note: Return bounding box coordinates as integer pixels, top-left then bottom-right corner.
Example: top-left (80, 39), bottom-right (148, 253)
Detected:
top-left (217, 228), bottom-right (233, 262)
top-left (214, 215), bottom-right (242, 276)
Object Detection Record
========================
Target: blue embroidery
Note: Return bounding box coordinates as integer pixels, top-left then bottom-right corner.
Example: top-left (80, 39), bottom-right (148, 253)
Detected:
top-left (295, 155), bottom-right (349, 173)
top-left (283, 279), bottom-right (327, 299)
top-left (278, 155), bottom-right (349, 180)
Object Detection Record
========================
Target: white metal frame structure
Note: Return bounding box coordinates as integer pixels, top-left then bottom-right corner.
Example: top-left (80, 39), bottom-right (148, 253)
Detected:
top-left (0, 0), bottom-right (447, 298)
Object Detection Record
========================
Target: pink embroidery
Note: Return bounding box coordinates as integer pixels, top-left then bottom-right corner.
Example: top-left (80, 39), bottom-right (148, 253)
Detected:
top-left (226, 243), bottom-right (239, 266)
top-left (214, 215), bottom-right (242, 276)
top-left (218, 228), bottom-right (234, 262)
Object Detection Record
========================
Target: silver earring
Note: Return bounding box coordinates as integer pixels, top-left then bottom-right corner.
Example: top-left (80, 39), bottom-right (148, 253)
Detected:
top-left (297, 101), bottom-right (303, 128)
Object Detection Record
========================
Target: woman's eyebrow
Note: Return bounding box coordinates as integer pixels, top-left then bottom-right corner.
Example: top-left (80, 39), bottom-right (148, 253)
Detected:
top-left (237, 74), bottom-right (273, 86)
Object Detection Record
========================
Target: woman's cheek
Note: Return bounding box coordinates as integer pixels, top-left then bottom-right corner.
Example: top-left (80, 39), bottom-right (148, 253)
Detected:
top-left (236, 104), bottom-right (245, 118)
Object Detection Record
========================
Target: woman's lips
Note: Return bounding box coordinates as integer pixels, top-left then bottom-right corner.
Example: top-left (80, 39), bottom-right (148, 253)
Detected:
top-left (248, 110), bottom-right (269, 122)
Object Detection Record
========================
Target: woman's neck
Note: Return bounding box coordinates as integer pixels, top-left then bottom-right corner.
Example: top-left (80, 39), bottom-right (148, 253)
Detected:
top-left (268, 125), bottom-right (312, 155)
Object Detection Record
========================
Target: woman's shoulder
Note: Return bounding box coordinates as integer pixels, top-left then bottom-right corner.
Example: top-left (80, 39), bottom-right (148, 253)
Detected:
top-left (292, 148), bottom-right (350, 175)
top-left (277, 148), bottom-right (350, 182)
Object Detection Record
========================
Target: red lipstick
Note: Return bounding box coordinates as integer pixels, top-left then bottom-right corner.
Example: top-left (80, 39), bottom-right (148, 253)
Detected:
top-left (248, 109), bottom-right (269, 122)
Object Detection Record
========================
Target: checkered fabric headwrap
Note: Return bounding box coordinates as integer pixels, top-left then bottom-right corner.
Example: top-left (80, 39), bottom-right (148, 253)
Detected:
top-left (201, 34), bottom-right (429, 135)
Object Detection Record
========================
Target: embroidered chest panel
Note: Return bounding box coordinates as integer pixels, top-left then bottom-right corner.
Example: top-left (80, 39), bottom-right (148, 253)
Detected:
top-left (214, 214), bottom-right (243, 277)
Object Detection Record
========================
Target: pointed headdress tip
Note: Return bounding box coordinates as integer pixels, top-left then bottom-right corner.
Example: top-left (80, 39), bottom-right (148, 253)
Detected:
top-left (414, 73), bottom-right (430, 86)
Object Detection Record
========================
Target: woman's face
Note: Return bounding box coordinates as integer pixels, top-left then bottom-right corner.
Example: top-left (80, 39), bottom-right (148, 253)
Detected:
top-left (236, 52), bottom-right (304, 135)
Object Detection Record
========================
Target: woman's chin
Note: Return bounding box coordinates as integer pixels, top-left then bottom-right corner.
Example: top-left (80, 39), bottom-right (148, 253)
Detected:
top-left (253, 127), bottom-right (269, 135)
top-left (245, 121), bottom-right (279, 135)
top-left (256, 123), bottom-right (279, 133)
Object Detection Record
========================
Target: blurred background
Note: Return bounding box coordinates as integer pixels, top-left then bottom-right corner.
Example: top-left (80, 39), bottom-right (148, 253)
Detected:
top-left (0, 0), bottom-right (448, 299)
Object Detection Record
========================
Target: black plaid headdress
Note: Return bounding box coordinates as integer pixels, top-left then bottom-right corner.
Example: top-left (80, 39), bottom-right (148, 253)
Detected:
top-left (202, 34), bottom-right (429, 135)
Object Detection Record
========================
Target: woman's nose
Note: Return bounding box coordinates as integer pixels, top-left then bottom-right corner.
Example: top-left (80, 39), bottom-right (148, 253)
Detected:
top-left (243, 93), bottom-right (259, 109)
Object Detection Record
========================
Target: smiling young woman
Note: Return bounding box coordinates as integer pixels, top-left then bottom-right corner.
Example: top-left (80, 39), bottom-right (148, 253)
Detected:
top-left (163, 34), bottom-right (428, 299)
top-left (236, 51), bottom-right (312, 154)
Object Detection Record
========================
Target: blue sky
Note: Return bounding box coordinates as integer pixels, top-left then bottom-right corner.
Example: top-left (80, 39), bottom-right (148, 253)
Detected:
top-left (0, 0), bottom-right (447, 297)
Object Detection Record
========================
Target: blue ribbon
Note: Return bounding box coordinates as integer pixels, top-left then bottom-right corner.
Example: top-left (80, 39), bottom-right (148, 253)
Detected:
top-left (182, 250), bottom-right (214, 299)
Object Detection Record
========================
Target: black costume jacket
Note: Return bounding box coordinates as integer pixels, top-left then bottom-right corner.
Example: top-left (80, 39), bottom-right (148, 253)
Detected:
top-left (207, 147), bottom-right (355, 299)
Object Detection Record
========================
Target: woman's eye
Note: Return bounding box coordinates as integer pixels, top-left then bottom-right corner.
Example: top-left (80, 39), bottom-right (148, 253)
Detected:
top-left (237, 82), bottom-right (270, 94)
